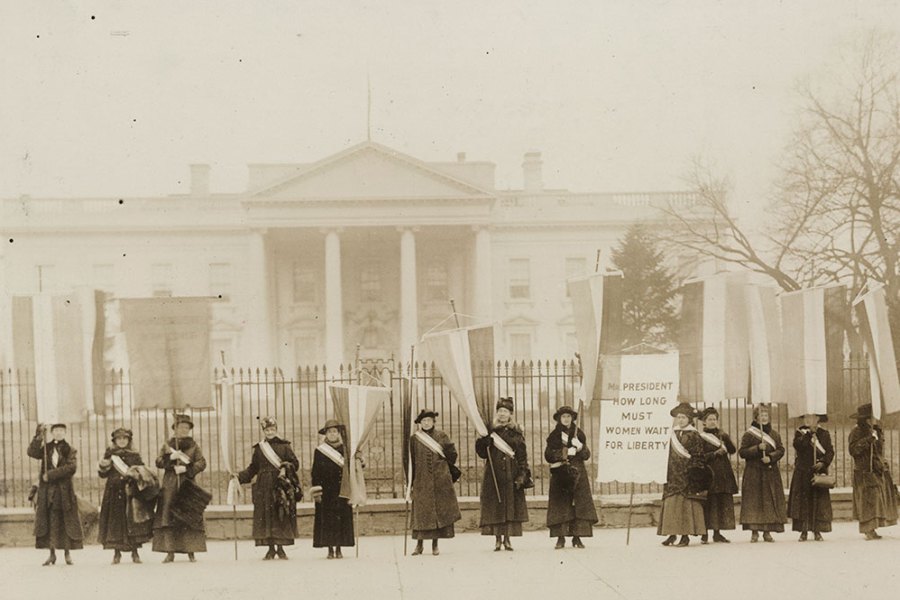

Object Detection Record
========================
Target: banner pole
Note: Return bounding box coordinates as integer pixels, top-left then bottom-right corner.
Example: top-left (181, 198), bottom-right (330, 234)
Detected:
top-left (626, 481), bottom-right (635, 546)
top-left (404, 345), bottom-right (415, 557)
top-left (355, 505), bottom-right (360, 558)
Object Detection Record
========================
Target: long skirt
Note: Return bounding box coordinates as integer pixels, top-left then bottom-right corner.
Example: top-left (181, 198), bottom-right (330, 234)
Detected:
top-left (703, 493), bottom-right (736, 531)
top-left (481, 522), bottom-right (523, 537)
top-left (657, 494), bottom-right (705, 536)
top-left (37, 505), bottom-right (84, 550)
top-left (413, 524), bottom-right (455, 540)
top-left (549, 519), bottom-right (594, 537)
top-left (853, 470), bottom-right (899, 533)
top-left (152, 524), bottom-right (207, 554)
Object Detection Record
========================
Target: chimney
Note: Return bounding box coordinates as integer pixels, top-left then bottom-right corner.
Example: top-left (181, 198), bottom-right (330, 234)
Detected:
top-left (190, 164), bottom-right (210, 196)
top-left (522, 151), bottom-right (543, 192)
top-left (457, 152), bottom-right (467, 163)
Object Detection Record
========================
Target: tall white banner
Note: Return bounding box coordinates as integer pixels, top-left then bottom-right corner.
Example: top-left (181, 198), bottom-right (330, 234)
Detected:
top-left (596, 354), bottom-right (679, 485)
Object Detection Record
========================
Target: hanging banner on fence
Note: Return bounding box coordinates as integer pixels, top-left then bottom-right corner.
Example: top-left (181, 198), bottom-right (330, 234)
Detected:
top-left (855, 284), bottom-right (900, 417)
top-left (120, 297), bottom-right (213, 410)
top-left (596, 353), bottom-right (679, 485)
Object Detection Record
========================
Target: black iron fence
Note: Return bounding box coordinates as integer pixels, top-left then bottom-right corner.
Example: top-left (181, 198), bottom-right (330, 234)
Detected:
top-left (1, 355), bottom-right (896, 508)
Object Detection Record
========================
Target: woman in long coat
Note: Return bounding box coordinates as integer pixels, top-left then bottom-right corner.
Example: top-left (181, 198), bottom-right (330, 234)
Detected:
top-left (658, 403), bottom-right (706, 547)
top-left (738, 403), bottom-right (786, 542)
top-left (697, 407), bottom-right (738, 543)
top-left (848, 403), bottom-right (899, 540)
top-left (788, 414), bottom-right (834, 541)
top-left (475, 397), bottom-right (530, 551)
top-left (98, 427), bottom-right (154, 563)
top-left (311, 419), bottom-right (354, 558)
top-left (544, 405), bottom-right (598, 549)
top-left (409, 409), bottom-right (462, 556)
top-left (153, 414), bottom-right (208, 562)
top-left (237, 417), bottom-right (301, 560)
top-left (27, 423), bottom-right (84, 565)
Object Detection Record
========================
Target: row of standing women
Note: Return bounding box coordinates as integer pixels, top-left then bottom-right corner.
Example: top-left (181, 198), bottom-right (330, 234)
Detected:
top-left (657, 401), bottom-right (900, 546)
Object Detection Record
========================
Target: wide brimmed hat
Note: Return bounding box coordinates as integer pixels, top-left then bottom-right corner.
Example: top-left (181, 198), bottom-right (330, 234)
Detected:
top-left (171, 414), bottom-right (194, 430)
top-left (698, 406), bottom-right (719, 421)
top-left (318, 419), bottom-right (343, 435)
top-left (259, 416), bottom-right (278, 430)
top-left (553, 405), bottom-right (578, 422)
top-left (414, 409), bottom-right (438, 424)
top-left (849, 403), bottom-right (873, 420)
top-left (110, 427), bottom-right (133, 441)
top-left (496, 397), bottom-right (515, 412)
top-left (670, 402), bottom-right (696, 418)
top-left (817, 414), bottom-right (829, 423)
top-left (50, 423), bottom-right (67, 431)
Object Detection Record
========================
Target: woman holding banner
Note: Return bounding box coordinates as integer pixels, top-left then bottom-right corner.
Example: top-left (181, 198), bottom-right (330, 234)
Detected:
top-left (98, 428), bottom-right (155, 564)
top-left (738, 403), bottom-right (786, 542)
top-left (697, 407), bottom-right (737, 543)
top-left (409, 409), bottom-right (462, 556)
top-left (236, 417), bottom-right (301, 560)
top-left (544, 405), bottom-right (597, 549)
top-left (658, 403), bottom-right (707, 547)
top-left (475, 397), bottom-right (531, 552)
top-left (788, 414), bottom-right (834, 541)
top-left (312, 419), bottom-right (355, 559)
top-left (848, 403), bottom-right (899, 540)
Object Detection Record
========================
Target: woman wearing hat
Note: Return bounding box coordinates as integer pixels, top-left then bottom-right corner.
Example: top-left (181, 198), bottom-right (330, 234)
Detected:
top-left (312, 419), bottom-right (354, 558)
top-left (848, 403), bottom-right (899, 540)
top-left (475, 397), bottom-right (531, 551)
top-left (788, 414), bottom-right (834, 541)
top-left (697, 406), bottom-right (738, 543)
top-left (98, 428), bottom-right (154, 564)
top-left (658, 402), bottom-right (707, 547)
top-left (544, 405), bottom-right (598, 549)
top-left (409, 409), bottom-right (462, 556)
top-left (152, 414), bottom-right (208, 562)
top-left (236, 417), bottom-right (301, 560)
top-left (738, 403), bottom-right (786, 542)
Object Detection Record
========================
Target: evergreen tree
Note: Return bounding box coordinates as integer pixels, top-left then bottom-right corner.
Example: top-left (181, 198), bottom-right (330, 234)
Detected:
top-left (610, 223), bottom-right (680, 348)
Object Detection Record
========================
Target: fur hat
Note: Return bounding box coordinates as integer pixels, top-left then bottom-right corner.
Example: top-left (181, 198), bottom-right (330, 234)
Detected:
top-left (849, 403), bottom-right (873, 420)
top-left (259, 416), bottom-right (278, 430)
top-left (171, 414), bottom-right (194, 430)
top-left (318, 419), bottom-right (343, 435)
top-left (670, 402), bottom-right (696, 419)
top-left (110, 427), bottom-right (132, 441)
top-left (414, 409), bottom-right (438, 424)
top-left (698, 406), bottom-right (718, 422)
top-left (553, 405), bottom-right (578, 422)
top-left (496, 397), bottom-right (515, 413)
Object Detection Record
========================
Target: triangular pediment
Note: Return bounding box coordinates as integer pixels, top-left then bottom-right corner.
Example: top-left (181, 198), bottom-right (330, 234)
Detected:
top-left (249, 142), bottom-right (494, 200)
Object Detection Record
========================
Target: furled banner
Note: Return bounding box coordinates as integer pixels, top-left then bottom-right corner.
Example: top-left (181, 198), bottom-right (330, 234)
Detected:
top-left (678, 274), bottom-right (750, 403)
top-left (400, 375), bottom-right (415, 500)
top-left (855, 285), bottom-right (900, 417)
top-left (745, 284), bottom-right (783, 405)
top-left (11, 290), bottom-right (102, 423)
top-left (780, 285), bottom-right (847, 418)
top-left (119, 297), bottom-right (213, 410)
top-left (420, 325), bottom-right (495, 437)
top-left (567, 273), bottom-right (624, 408)
top-left (329, 383), bottom-right (391, 506)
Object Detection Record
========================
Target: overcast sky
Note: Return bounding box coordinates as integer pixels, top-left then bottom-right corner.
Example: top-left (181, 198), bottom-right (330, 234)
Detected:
top-left (2, 1), bottom-right (899, 212)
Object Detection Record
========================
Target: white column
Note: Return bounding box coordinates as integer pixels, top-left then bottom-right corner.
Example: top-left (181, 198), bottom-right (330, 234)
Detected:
top-left (472, 226), bottom-right (493, 320)
top-left (247, 230), bottom-right (273, 366)
top-left (324, 229), bottom-right (344, 374)
top-left (398, 227), bottom-right (419, 357)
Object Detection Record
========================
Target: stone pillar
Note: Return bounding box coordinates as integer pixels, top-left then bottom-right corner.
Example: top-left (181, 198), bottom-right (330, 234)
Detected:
top-left (324, 228), bottom-right (345, 374)
top-left (398, 227), bottom-right (419, 358)
top-left (472, 226), bottom-right (493, 320)
top-left (247, 229), bottom-right (273, 366)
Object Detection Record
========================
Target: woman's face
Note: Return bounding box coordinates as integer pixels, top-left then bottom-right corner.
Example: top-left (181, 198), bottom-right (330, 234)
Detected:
top-left (703, 415), bottom-right (718, 430)
top-left (496, 407), bottom-right (512, 423)
top-left (757, 410), bottom-right (770, 425)
top-left (559, 413), bottom-right (573, 427)
top-left (866, 416), bottom-right (876, 427)
top-left (263, 426), bottom-right (278, 440)
top-left (50, 427), bottom-right (66, 441)
top-left (674, 414), bottom-right (690, 428)
top-left (803, 414), bottom-right (817, 428)
top-left (419, 417), bottom-right (435, 431)
top-left (114, 436), bottom-right (130, 449)
top-left (325, 427), bottom-right (341, 443)
top-left (174, 423), bottom-right (192, 438)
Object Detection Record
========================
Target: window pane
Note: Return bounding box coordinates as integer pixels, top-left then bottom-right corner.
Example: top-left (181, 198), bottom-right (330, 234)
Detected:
top-left (508, 258), bottom-right (530, 299)
top-left (425, 261), bottom-right (448, 302)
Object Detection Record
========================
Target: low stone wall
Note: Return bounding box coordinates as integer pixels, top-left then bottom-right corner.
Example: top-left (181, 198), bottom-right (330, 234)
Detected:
top-left (0, 490), bottom-right (857, 547)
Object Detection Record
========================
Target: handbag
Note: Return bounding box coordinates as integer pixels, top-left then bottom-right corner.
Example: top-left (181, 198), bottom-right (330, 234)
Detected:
top-left (810, 473), bottom-right (836, 489)
top-left (448, 462), bottom-right (462, 483)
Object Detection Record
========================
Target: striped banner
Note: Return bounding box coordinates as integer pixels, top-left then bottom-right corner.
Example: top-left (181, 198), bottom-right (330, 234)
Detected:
top-left (745, 284), bottom-right (783, 405)
top-left (780, 286), bottom-right (847, 418)
top-left (678, 274), bottom-right (749, 403)
top-left (420, 325), bottom-right (495, 436)
top-left (567, 273), bottom-right (624, 407)
top-left (329, 383), bottom-right (391, 506)
top-left (856, 285), bottom-right (900, 416)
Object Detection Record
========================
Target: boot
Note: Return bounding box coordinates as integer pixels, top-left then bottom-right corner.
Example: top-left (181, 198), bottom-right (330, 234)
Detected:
top-left (712, 531), bottom-right (730, 543)
top-left (276, 545), bottom-right (287, 560)
top-left (798, 531), bottom-right (808, 542)
top-left (762, 532), bottom-right (774, 543)
top-left (750, 531), bottom-right (759, 543)
top-left (432, 539), bottom-right (439, 556)
top-left (494, 536), bottom-right (502, 552)
top-left (813, 531), bottom-right (824, 542)
top-left (700, 533), bottom-right (709, 544)
top-left (112, 550), bottom-right (122, 565)
top-left (502, 536), bottom-right (513, 551)
top-left (327, 546), bottom-right (335, 559)
top-left (162, 552), bottom-right (175, 563)
top-left (555, 536), bottom-right (565, 549)
top-left (661, 535), bottom-right (676, 546)
top-left (676, 535), bottom-right (690, 547)
top-left (64, 550), bottom-right (73, 565)
top-left (572, 536), bottom-right (585, 549)
top-left (411, 540), bottom-right (424, 556)
top-left (334, 547), bottom-right (343, 559)
top-left (264, 546), bottom-right (276, 560)
top-left (42, 549), bottom-right (56, 566)
top-left (187, 552), bottom-right (196, 562)
top-left (131, 550), bottom-right (142, 564)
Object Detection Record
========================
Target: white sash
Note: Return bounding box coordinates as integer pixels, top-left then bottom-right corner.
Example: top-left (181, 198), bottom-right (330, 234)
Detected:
top-left (110, 454), bottom-right (129, 476)
top-left (699, 431), bottom-right (723, 449)
top-left (490, 432), bottom-right (516, 458)
top-left (258, 440), bottom-right (283, 470)
top-left (414, 431), bottom-right (446, 458)
top-left (170, 449), bottom-right (192, 465)
top-left (811, 434), bottom-right (826, 457)
top-left (561, 431), bottom-right (583, 450)
top-left (317, 443), bottom-right (345, 468)
top-left (670, 429), bottom-right (693, 459)
top-left (746, 426), bottom-right (777, 449)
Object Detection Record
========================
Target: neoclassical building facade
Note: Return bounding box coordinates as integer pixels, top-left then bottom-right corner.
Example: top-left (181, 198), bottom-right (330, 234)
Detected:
top-left (0, 141), bottom-right (698, 370)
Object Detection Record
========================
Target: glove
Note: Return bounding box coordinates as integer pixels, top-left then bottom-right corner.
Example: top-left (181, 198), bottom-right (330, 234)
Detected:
top-left (813, 461), bottom-right (825, 472)
top-left (567, 447), bottom-right (577, 457)
top-left (174, 465), bottom-right (187, 475)
top-left (758, 443), bottom-right (767, 451)
top-left (99, 458), bottom-right (112, 469)
top-left (715, 447), bottom-right (727, 457)
top-left (513, 475), bottom-right (525, 490)
top-left (35, 424), bottom-right (47, 437)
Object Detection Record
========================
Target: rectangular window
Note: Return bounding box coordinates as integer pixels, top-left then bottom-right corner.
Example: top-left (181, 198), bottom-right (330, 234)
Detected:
top-left (425, 261), bottom-right (449, 302)
top-left (292, 263), bottom-right (317, 304)
top-left (151, 263), bottom-right (173, 297)
top-left (92, 264), bottom-right (115, 293)
top-left (509, 333), bottom-right (532, 361)
top-left (208, 263), bottom-right (232, 302)
top-left (508, 258), bottom-right (531, 299)
top-left (565, 257), bottom-right (587, 297)
top-left (360, 264), bottom-right (382, 302)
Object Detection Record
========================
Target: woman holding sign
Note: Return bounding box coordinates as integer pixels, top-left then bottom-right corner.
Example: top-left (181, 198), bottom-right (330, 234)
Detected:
top-left (476, 397), bottom-right (531, 551)
top-left (236, 417), bottom-right (301, 560)
top-left (658, 402), bottom-right (707, 547)
top-left (738, 403), bottom-right (786, 542)
top-left (544, 405), bottom-right (598, 549)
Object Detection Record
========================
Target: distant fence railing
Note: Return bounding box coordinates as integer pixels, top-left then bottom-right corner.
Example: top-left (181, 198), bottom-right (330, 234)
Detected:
top-left (1, 355), bottom-right (896, 509)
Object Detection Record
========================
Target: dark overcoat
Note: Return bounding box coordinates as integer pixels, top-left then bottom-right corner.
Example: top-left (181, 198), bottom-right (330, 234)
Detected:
top-left (663, 427), bottom-right (706, 499)
top-left (98, 446), bottom-right (154, 550)
top-left (410, 429), bottom-right (462, 532)
top-left (700, 428), bottom-right (738, 494)
top-left (311, 443), bottom-right (354, 547)
top-left (475, 423), bottom-right (530, 527)
top-left (238, 437), bottom-right (300, 545)
top-left (738, 423), bottom-right (787, 529)
top-left (544, 424), bottom-right (598, 528)
top-left (787, 426), bottom-right (834, 531)
top-left (848, 424), bottom-right (899, 528)
top-left (152, 437), bottom-right (208, 553)
top-left (27, 436), bottom-right (84, 549)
